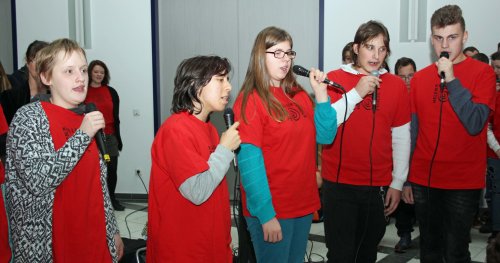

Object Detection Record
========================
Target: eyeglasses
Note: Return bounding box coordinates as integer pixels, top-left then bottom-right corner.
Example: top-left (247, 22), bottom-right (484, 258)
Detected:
top-left (398, 74), bottom-right (414, 81)
top-left (266, 50), bottom-right (296, 59)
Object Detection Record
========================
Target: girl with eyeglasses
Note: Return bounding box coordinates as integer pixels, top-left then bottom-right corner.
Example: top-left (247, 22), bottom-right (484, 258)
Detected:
top-left (234, 26), bottom-right (337, 263)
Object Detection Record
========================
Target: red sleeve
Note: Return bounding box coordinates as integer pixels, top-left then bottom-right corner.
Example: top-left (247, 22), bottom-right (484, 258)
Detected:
top-left (0, 106), bottom-right (8, 134)
top-left (151, 123), bottom-right (210, 189)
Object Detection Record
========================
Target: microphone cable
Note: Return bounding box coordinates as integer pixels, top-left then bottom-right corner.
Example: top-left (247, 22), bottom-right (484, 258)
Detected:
top-left (424, 83), bottom-right (446, 246)
top-left (334, 89), bottom-right (348, 183)
top-left (354, 100), bottom-right (378, 262)
top-left (125, 169), bottom-right (149, 239)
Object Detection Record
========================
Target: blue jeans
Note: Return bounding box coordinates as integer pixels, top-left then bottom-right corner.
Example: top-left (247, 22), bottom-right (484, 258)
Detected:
top-left (412, 183), bottom-right (480, 263)
top-left (487, 158), bottom-right (500, 231)
top-left (245, 214), bottom-right (312, 263)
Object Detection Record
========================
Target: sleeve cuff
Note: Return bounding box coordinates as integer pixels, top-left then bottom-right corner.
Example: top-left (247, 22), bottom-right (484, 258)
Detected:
top-left (390, 178), bottom-right (405, 191)
top-left (254, 198), bottom-right (276, 224)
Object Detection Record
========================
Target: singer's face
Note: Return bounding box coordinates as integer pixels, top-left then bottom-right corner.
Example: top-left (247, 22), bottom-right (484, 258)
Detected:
top-left (353, 34), bottom-right (387, 75)
top-left (41, 50), bottom-right (88, 109)
top-left (90, 65), bottom-right (105, 86)
top-left (265, 41), bottom-right (292, 87)
top-left (197, 74), bottom-right (232, 119)
top-left (431, 23), bottom-right (468, 64)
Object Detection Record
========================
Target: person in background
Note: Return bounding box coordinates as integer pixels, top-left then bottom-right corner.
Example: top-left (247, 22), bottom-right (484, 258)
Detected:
top-left (395, 57), bottom-right (417, 92)
top-left (0, 40), bottom-right (48, 124)
top-left (342, 42), bottom-right (354, 65)
top-left (0, 61), bottom-right (12, 263)
top-left (463, 46), bottom-right (479, 57)
top-left (408, 5), bottom-right (496, 261)
top-left (147, 55), bottom-right (240, 262)
top-left (486, 51), bottom-right (500, 243)
top-left (473, 53), bottom-right (490, 64)
top-left (393, 57), bottom-right (417, 253)
top-left (321, 20), bottom-right (411, 262)
top-left (234, 26), bottom-right (339, 263)
top-left (85, 60), bottom-right (124, 211)
top-left (5, 38), bottom-right (123, 262)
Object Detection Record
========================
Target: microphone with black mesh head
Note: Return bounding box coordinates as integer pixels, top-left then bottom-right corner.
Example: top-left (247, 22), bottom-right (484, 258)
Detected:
top-left (440, 51), bottom-right (449, 90)
top-left (85, 103), bottom-right (110, 163)
top-left (223, 107), bottom-right (237, 168)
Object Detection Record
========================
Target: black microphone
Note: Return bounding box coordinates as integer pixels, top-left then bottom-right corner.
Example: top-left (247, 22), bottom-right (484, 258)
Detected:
top-left (223, 107), bottom-right (237, 168)
top-left (370, 70), bottom-right (380, 112)
top-left (85, 103), bottom-right (110, 163)
top-left (292, 65), bottom-right (345, 91)
top-left (439, 51), bottom-right (449, 89)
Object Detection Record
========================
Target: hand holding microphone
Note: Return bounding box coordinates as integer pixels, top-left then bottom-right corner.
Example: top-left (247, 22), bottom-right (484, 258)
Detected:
top-left (222, 108), bottom-right (241, 169)
top-left (305, 67), bottom-right (329, 103)
top-left (83, 103), bottom-right (110, 162)
top-left (221, 108), bottom-right (241, 151)
top-left (437, 51), bottom-right (452, 88)
top-left (353, 74), bottom-right (379, 98)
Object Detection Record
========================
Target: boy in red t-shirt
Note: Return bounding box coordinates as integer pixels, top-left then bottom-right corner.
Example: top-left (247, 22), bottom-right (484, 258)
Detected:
top-left (409, 5), bottom-right (496, 261)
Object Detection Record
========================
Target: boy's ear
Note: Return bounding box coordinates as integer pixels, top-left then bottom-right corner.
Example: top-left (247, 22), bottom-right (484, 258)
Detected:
top-left (40, 73), bottom-right (51, 86)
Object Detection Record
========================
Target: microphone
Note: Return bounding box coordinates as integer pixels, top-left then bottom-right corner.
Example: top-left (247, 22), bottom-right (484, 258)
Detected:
top-left (85, 103), bottom-right (110, 163)
top-left (223, 107), bottom-right (237, 168)
top-left (292, 65), bottom-right (345, 91)
top-left (439, 51), bottom-right (449, 89)
top-left (370, 70), bottom-right (380, 112)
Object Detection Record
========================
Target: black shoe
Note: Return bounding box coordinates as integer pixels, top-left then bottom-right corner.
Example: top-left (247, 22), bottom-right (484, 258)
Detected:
top-left (394, 233), bottom-right (412, 253)
top-left (112, 200), bottom-right (125, 211)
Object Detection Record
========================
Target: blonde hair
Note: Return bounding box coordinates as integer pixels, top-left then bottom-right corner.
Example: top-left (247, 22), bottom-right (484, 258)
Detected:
top-left (35, 38), bottom-right (86, 88)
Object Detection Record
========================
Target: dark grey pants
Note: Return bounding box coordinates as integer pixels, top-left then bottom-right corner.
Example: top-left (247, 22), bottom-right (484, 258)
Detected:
top-left (413, 183), bottom-right (480, 263)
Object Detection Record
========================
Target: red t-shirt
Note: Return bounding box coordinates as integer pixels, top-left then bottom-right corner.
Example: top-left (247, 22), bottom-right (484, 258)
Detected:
top-left (233, 87), bottom-right (320, 219)
top-left (0, 106), bottom-right (11, 263)
top-left (321, 69), bottom-right (410, 186)
top-left (409, 57), bottom-right (496, 189)
top-left (44, 102), bottom-right (111, 262)
top-left (146, 112), bottom-right (232, 263)
top-left (488, 92), bottom-right (500, 159)
top-left (85, 85), bottom-right (115, 135)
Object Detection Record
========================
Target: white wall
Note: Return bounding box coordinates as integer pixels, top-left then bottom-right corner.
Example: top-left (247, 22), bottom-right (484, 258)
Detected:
top-left (324, 0), bottom-right (500, 72)
top-left (15, 0), bottom-right (154, 195)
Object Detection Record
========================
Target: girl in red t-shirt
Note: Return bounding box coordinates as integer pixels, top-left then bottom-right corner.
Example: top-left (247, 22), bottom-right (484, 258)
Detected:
top-left (147, 56), bottom-right (240, 263)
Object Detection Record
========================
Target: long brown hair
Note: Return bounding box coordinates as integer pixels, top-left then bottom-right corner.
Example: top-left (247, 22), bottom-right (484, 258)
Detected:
top-left (238, 26), bottom-right (308, 123)
top-left (0, 62), bottom-right (11, 92)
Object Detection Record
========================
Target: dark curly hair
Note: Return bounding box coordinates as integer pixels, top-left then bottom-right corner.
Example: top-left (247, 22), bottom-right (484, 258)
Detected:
top-left (171, 55), bottom-right (231, 114)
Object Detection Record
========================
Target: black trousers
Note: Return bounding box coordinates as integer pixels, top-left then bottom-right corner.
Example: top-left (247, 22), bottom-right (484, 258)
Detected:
top-left (394, 200), bottom-right (415, 237)
top-left (107, 155), bottom-right (118, 201)
top-left (322, 180), bottom-right (386, 263)
top-left (412, 183), bottom-right (480, 263)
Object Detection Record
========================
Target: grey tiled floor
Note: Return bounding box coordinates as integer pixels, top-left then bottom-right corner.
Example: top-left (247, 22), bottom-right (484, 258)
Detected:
top-left (115, 202), bottom-right (489, 262)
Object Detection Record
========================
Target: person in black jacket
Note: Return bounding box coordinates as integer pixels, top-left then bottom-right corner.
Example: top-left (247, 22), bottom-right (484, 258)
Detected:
top-left (85, 60), bottom-right (124, 211)
top-left (1, 40), bottom-right (48, 124)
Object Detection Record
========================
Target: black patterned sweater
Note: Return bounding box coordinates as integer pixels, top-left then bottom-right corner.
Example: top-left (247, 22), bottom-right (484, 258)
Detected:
top-left (4, 101), bottom-right (119, 263)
